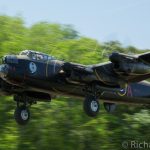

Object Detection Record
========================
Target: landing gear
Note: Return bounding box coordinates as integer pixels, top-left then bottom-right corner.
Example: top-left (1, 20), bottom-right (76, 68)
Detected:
top-left (14, 105), bottom-right (30, 125)
top-left (83, 84), bottom-right (100, 117)
top-left (13, 94), bottom-right (35, 125)
top-left (103, 102), bottom-right (116, 113)
top-left (83, 84), bottom-right (117, 117)
top-left (83, 96), bottom-right (100, 117)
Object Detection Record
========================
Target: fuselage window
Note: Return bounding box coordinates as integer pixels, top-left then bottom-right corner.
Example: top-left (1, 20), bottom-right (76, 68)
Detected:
top-left (37, 54), bottom-right (44, 60)
top-left (20, 51), bottom-right (51, 62)
top-left (32, 53), bottom-right (37, 60)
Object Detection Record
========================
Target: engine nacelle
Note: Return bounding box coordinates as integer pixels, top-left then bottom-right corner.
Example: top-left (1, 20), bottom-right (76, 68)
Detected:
top-left (118, 62), bottom-right (150, 74)
top-left (110, 52), bottom-right (150, 75)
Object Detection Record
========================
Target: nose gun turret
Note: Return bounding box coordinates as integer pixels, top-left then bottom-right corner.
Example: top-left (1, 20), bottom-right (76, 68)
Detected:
top-left (0, 64), bottom-right (9, 78)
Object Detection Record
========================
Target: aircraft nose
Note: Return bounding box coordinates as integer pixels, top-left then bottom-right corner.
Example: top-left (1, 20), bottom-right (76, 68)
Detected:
top-left (0, 64), bottom-right (9, 78)
top-left (3, 55), bottom-right (18, 64)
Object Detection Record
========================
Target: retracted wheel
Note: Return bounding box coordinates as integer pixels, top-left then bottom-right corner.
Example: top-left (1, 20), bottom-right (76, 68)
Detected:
top-left (103, 102), bottom-right (116, 113)
top-left (14, 105), bottom-right (30, 125)
top-left (83, 96), bottom-right (100, 117)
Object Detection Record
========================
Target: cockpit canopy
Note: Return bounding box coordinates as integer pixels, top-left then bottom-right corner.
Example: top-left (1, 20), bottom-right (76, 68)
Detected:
top-left (19, 50), bottom-right (55, 61)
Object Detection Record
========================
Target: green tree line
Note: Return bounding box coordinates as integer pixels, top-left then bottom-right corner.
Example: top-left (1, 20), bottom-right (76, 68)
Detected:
top-left (0, 15), bottom-right (149, 150)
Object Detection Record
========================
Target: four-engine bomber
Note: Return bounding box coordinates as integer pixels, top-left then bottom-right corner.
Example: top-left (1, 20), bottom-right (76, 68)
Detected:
top-left (0, 50), bottom-right (150, 125)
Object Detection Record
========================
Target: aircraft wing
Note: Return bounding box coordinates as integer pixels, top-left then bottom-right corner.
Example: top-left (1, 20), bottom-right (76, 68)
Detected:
top-left (61, 52), bottom-right (150, 86)
top-left (80, 52), bottom-right (150, 86)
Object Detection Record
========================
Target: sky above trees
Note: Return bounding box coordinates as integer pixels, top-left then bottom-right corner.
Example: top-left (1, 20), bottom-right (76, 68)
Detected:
top-left (0, 0), bottom-right (150, 49)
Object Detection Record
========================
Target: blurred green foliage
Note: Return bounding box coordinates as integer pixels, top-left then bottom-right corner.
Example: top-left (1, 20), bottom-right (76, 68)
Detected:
top-left (0, 15), bottom-right (150, 150)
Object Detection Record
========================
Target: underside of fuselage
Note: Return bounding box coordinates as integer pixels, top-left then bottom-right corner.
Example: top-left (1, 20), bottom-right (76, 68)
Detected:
top-left (16, 76), bottom-right (150, 105)
top-left (1, 72), bottom-right (150, 106)
top-left (51, 80), bottom-right (150, 105)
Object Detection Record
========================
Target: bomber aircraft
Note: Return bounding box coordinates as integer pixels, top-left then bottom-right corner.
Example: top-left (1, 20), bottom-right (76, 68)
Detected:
top-left (0, 50), bottom-right (150, 125)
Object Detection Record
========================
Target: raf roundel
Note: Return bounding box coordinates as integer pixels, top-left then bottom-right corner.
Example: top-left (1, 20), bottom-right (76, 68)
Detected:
top-left (29, 62), bottom-right (37, 73)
